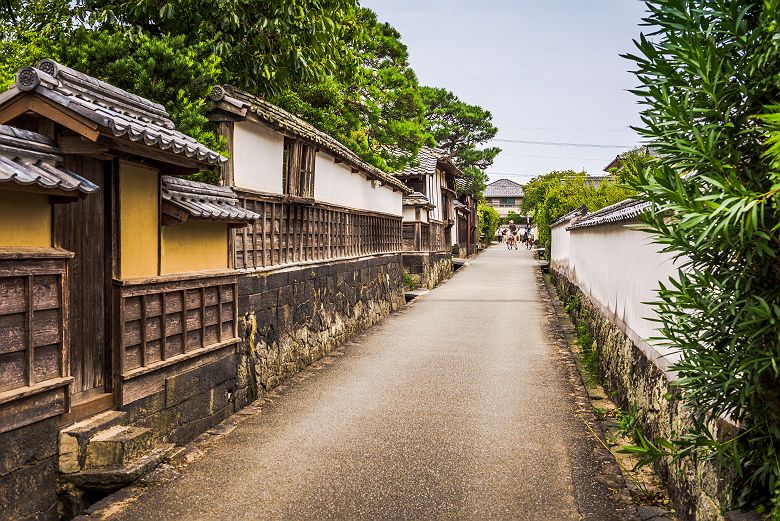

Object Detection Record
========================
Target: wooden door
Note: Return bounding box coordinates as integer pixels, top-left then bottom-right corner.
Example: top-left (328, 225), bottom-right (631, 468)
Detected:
top-left (54, 157), bottom-right (112, 404)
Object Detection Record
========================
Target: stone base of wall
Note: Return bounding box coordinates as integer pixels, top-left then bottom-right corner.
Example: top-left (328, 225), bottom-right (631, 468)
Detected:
top-left (551, 270), bottom-right (734, 521)
top-left (122, 350), bottom-right (239, 446)
top-left (402, 252), bottom-right (452, 289)
top-left (237, 254), bottom-right (405, 403)
top-left (0, 418), bottom-right (59, 521)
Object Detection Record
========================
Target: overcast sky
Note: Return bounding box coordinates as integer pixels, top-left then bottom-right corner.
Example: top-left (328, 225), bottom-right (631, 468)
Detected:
top-left (361, 0), bottom-right (649, 184)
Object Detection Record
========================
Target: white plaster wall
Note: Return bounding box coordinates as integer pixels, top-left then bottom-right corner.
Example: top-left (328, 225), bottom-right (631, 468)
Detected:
top-left (314, 153), bottom-right (401, 216)
top-left (551, 222), bottom-right (683, 370)
top-left (426, 169), bottom-right (446, 222)
top-left (403, 207), bottom-right (417, 221)
top-left (232, 121), bottom-right (284, 194)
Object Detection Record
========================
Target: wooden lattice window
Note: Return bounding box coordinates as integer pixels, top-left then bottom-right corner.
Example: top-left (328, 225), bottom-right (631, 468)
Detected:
top-left (283, 139), bottom-right (315, 199)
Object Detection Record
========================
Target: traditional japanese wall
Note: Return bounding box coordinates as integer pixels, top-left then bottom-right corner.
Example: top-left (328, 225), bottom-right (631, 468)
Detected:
top-left (235, 254), bottom-right (405, 405)
top-left (232, 121), bottom-right (284, 195)
top-left (314, 155), bottom-right (402, 216)
top-left (160, 222), bottom-right (229, 274)
top-left (551, 220), bottom-right (681, 370)
top-left (0, 191), bottom-right (51, 247)
top-left (119, 162), bottom-right (159, 278)
top-left (550, 218), bottom-right (733, 520)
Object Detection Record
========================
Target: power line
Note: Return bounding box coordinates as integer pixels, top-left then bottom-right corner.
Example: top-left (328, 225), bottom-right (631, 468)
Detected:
top-left (492, 138), bottom-right (634, 149)
top-left (498, 126), bottom-right (636, 133)
top-left (499, 152), bottom-right (606, 161)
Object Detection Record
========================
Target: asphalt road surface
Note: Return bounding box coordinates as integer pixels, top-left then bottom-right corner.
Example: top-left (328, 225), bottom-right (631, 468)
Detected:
top-left (106, 246), bottom-right (635, 520)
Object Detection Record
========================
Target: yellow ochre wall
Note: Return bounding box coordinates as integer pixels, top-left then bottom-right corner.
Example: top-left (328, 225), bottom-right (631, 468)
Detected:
top-left (161, 222), bottom-right (228, 275)
top-left (119, 162), bottom-right (159, 278)
top-left (0, 191), bottom-right (51, 247)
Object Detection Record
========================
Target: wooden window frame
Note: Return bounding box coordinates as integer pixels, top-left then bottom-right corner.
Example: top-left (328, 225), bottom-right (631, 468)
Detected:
top-left (282, 138), bottom-right (316, 200)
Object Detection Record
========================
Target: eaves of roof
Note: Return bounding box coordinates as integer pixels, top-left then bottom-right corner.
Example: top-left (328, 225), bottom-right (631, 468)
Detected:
top-left (566, 199), bottom-right (651, 231)
top-left (6, 60), bottom-right (225, 167)
top-left (209, 85), bottom-right (411, 194)
top-left (0, 124), bottom-right (99, 197)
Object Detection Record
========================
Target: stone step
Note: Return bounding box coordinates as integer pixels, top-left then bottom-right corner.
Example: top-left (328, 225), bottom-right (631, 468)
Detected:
top-left (84, 425), bottom-right (153, 470)
top-left (65, 444), bottom-right (175, 492)
top-left (59, 410), bottom-right (128, 474)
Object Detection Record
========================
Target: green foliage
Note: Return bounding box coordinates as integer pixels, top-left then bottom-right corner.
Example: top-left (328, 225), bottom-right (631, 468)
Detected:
top-left (420, 86), bottom-right (501, 197)
top-left (402, 270), bottom-right (418, 291)
top-left (623, 0), bottom-right (780, 508)
top-left (501, 210), bottom-right (527, 226)
top-left (83, 0), bottom-right (362, 96)
top-left (477, 202), bottom-right (500, 246)
top-left (273, 8), bottom-right (433, 172)
top-left (521, 171), bottom-right (635, 256)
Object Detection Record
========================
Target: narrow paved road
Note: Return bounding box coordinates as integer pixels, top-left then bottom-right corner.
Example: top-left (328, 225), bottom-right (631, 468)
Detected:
top-left (107, 246), bottom-right (635, 520)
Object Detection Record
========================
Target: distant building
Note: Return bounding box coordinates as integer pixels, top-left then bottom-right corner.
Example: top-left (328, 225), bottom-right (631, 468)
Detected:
top-left (484, 178), bottom-right (524, 218)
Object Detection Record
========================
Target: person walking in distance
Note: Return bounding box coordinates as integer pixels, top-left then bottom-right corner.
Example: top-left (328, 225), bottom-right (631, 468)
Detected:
top-left (508, 220), bottom-right (519, 250)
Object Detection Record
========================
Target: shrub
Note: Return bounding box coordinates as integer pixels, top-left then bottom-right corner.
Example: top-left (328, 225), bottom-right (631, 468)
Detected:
top-left (625, 0), bottom-right (780, 509)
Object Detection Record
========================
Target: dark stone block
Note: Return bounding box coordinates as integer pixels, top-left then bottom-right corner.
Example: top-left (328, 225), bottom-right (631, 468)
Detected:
top-left (122, 391), bottom-right (166, 424)
top-left (238, 274), bottom-right (265, 295)
top-left (164, 354), bottom-right (236, 408)
top-left (265, 271), bottom-right (289, 290)
top-left (0, 417), bottom-right (58, 477)
top-left (0, 455), bottom-right (57, 521)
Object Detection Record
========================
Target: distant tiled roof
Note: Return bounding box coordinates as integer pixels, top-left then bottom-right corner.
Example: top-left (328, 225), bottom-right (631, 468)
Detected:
top-left (3, 60), bottom-right (224, 166)
top-left (402, 191), bottom-right (433, 208)
top-left (161, 176), bottom-right (260, 224)
top-left (551, 205), bottom-right (588, 227)
top-left (567, 198), bottom-right (651, 230)
top-left (395, 147), bottom-right (464, 180)
top-left (209, 85), bottom-right (411, 194)
top-left (0, 124), bottom-right (99, 197)
top-left (484, 178), bottom-right (523, 198)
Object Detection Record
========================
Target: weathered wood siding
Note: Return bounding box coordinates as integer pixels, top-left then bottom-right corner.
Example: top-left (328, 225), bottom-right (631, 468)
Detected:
top-left (0, 251), bottom-right (72, 433)
top-left (55, 157), bottom-right (110, 400)
top-left (232, 194), bottom-right (402, 270)
top-left (116, 275), bottom-right (239, 405)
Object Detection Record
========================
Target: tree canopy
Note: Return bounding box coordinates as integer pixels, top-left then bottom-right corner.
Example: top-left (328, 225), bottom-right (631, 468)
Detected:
top-left (0, 0), bottom-right (500, 188)
top-left (521, 171), bottom-right (634, 255)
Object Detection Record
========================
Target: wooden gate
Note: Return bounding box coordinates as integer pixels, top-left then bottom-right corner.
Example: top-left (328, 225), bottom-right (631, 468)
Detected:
top-left (54, 157), bottom-right (112, 406)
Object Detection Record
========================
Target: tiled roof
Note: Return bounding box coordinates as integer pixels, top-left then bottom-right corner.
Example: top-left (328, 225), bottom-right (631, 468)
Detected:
top-left (395, 147), bottom-right (464, 179)
top-left (402, 191), bottom-right (433, 208)
top-left (0, 124), bottom-right (99, 197)
top-left (209, 85), bottom-right (411, 194)
top-left (161, 176), bottom-right (260, 224)
top-left (551, 205), bottom-right (588, 227)
top-left (566, 198), bottom-right (651, 230)
top-left (484, 178), bottom-right (523, 197)
top-left (4, 60), bottom-right (224, 166)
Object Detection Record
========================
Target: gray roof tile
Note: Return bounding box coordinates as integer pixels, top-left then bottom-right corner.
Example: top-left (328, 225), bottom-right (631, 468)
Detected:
top-left (395, 147), bottom-right (464, 179)
top-left (13, 60), bottom-right (224, 166)
top-left (566, 198), bottom-right (651, 230)
top-left (0, 125), bottom-right (99, 197)
top-left (161, 176), bottom-right (260, 224)
top-left (484, 178), bottom-right (523, 197)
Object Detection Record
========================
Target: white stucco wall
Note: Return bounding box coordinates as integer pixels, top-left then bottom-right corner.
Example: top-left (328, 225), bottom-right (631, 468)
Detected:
top-left (232, 121), bottom-right (284, 194)
top-left (426, 169), bottom-right (447, 222)
top-left (313, 153), bottom-right (402, 216)
top-left (551, 220), bottom-right (682, 372)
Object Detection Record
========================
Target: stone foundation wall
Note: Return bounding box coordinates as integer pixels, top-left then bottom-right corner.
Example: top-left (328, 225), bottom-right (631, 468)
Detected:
top-left (552, 270), bottom-right (734, 521)
top-left (0, 418), bottom-right (59, 520)
top-left (122, 351), bottom-right (239, 446)
top-left (402, 252), bottom-right (452, 289)
top-left (236, 254), bottom-right (405, 403)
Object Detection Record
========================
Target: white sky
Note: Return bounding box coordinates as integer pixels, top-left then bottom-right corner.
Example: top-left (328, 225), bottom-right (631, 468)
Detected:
top-left (361, 0), bottom-right (649, 183)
